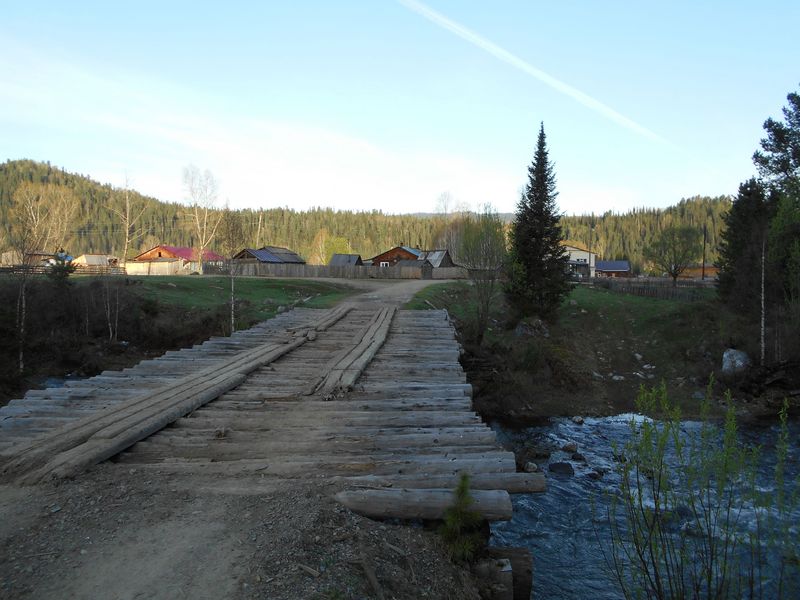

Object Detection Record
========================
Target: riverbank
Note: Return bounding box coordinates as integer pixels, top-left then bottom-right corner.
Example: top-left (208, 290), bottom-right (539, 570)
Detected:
top-left (0, 275), bottom-right (354, 406)
top-left (406, 282), bottom-right (798, 422)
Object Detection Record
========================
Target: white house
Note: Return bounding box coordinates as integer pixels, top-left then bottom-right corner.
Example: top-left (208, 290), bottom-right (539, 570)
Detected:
top-left (562, 242), bottom-right (596, 278)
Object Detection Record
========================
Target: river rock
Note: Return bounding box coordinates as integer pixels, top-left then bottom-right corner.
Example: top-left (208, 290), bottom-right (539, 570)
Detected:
top-left (561, 442), bottom-right (578, 453)
top-left (722, 348), bottom-right (750, 375)
top-left (611, 375), bottom-right (625, 381)
top-left (514, 318), bottom-right (550, 338)
top-left (523, 462), bottom-right (539, 473)
top-left (592, 371), bottom-right (604, 381)
top-left (571, 416), bottom-right (584, 425)
top-left (587, 470), bottom-right (603, 480)
top-left (571, 452), bottom-right (586, 462)
top-left (634, 352), bottom-right (643, 361)
top-left (549, 462), bottom-right (575, 475)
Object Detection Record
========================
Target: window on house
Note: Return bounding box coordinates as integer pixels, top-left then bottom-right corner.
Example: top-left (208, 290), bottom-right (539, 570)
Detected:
top-left (380, 261), bottom-right (389, 267)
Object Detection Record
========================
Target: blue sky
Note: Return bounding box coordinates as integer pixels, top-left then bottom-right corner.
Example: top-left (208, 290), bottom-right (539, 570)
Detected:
top-left (1, 1), bottom-right (797, 214)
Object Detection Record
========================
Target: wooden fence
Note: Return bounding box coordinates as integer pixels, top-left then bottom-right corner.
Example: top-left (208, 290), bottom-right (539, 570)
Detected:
top-left (0, 265), bottom-right (126, 276)
top-left (224, 261), bottom-right (468, 280)
top-left (591, 277), bottom-right (714, 302)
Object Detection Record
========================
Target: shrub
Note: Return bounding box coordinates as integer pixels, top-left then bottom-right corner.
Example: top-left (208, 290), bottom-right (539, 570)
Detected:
top-left (603, 381), bottom-right (799, 599)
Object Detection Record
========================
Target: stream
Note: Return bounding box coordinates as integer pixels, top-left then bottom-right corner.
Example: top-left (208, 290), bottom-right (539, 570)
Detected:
top-left (490, 415), bottom-right (800, 599)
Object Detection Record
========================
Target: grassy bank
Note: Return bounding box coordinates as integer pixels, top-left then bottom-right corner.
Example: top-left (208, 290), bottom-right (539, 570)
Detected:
top-left (126, 275), bottom-right (353, 325)
top-left (0, 275), bottom-right (354, 405)
top-left (406, 282), bottom-right (760, 420)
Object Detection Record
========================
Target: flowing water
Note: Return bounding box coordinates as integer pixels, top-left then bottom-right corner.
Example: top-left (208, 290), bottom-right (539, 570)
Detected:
top-left (490, 415), bottom-right (800, 600)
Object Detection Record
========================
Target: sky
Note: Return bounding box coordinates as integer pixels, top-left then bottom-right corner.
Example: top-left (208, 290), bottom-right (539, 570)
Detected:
top-left (1, 1), bottom-right (798, 215)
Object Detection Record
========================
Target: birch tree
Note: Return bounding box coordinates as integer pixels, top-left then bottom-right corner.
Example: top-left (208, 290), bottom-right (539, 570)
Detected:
top-left (183, 165), bottom-right (222, 274)
top-left (458, 204), bottom-right (507, 345)
top-left (217, 205), bottom-right (246, 333)
top-left (8, 182), bottom-right (78, 372)
top-left (108, 177), bottom-right (146, 267)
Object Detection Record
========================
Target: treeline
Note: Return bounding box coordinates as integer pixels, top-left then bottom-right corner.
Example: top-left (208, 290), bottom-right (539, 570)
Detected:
top-left (0, 159), bottom-right (729, 268)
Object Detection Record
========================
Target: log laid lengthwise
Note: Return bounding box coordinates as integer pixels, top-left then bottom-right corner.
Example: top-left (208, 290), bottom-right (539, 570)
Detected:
top-left (335, 488), bottom-right (513, 521)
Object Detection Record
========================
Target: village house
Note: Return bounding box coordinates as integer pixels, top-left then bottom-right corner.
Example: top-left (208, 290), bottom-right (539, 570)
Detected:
top-left (232, 246), bottom-right (306, 264)
top-left (679, 263), bottom-right (720, 280)
top-left (561, 242), bottom-right (596, 278)
top-left (328, 254), bottom-right (363, 266)
top-left (416, 249), bottom-right (456, 268)
top-left (367, 245), bottom-right (421, 267)
top-left (595, 260), bottom-right (632, 277)
top-left (72, 254), bottom-right (118, 267)
top-left (128, 245), bottom-right (225, 275)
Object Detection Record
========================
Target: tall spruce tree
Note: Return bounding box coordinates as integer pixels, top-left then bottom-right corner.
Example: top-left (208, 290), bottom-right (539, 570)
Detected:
top-left (716, 178), bottom-right (773, 316)
top-left (506, 123), bottom-right (570, 318)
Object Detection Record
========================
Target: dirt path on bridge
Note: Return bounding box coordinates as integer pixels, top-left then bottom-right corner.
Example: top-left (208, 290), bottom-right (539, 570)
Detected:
top-left (0, 279), bottom-right (481, 600)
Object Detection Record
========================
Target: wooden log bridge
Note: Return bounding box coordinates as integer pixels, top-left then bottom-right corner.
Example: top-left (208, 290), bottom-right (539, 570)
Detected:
top-left (0, 303), bottom-right (544, 522)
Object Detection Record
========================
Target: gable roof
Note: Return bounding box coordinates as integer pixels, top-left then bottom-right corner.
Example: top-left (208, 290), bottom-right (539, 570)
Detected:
top-left (400, 246), bottom-right (421, 257)
top-left (417, 250), bottom-right (451, 268)
top-left (561, 241), bottom-right (593, 253)
top-left (329, 253), bottom-right (363, 266)
top-left (74, 254), bottom-right (115, 266)
top-left (234, 246), bottom-right (305, 264)
top-left (596, 260), bottom-right (630, 272)
top-left (134, 245), bottom-right (225, 262)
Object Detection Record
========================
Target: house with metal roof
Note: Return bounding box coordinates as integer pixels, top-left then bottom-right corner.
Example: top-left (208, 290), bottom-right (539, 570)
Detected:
top-left (132, 245), bottom-right (225, 263)
top-left (232, 246), bottom-right (306, 264)
top-left (416, 249), bottom-right (456, 268)
top-left (329, 254), bottom-right (363, 266)
top-left (367, 246), bottom-right (421, 267)
top-left (595, 260), bottom-right (631, 277)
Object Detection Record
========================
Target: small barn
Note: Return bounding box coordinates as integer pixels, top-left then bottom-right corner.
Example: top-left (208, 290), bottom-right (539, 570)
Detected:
top-left (595, 260), bottom-right (631, 278)
top-left (329, 254), bottom-right (363, 266)
top-left (73, 254), bottom-right (118, 267)
top-left (368, 246), bottom-right (421, 267)
top-left (232, 246), bottom-right (306, 264)
top-left (417, 249), bottom-right (456, 268)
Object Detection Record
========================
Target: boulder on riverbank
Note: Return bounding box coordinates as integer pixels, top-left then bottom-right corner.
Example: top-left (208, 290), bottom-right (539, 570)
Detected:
top-left (548, 462), bottom-right (575, 475)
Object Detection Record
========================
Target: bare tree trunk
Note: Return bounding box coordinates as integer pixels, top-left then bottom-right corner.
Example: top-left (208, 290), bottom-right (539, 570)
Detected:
top-left (104, 279), bottom-right (114, 342)
top-left (230, 260), bottom-right (235, 335)
top-left (760, 238), bottom-right (766, 366)
top-left (114, 284), bottom-right (120, 342)
top-left (16, 277), bottom-right (27, 374)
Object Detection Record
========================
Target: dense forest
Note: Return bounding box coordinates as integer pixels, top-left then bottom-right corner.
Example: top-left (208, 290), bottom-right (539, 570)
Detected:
top-left (0, 159), bottom-right (730, 272)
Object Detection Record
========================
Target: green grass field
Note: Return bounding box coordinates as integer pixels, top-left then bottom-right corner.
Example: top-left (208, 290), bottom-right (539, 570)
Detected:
top-left (124, 276), bottom-right (355, 325)
top-left (406, 281), bottom-right (743, 417)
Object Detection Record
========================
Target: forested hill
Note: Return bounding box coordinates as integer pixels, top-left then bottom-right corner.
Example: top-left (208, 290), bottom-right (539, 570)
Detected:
top-left (1, 159), bottom-right (730, 271)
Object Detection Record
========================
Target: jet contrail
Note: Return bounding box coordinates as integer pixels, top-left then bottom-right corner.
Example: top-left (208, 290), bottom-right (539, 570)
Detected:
top-left (398, 0), bottom-right (664, 143)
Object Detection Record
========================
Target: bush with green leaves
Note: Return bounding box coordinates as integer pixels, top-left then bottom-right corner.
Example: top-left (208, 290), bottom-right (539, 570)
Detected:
top-left (603, 381), bottom-right (799, 599)
top-left (440, 474), bottom-right (484, 563)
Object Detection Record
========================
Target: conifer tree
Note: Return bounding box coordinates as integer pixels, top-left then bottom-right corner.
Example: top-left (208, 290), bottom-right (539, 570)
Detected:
top-left (716, 179), bottom-right (773, 316)
top-left (506, 123), bottom-right (569, 318)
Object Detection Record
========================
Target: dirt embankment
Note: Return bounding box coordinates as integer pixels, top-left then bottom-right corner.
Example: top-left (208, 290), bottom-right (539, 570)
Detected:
top-left (0, 467), bottom-right (480, 600)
